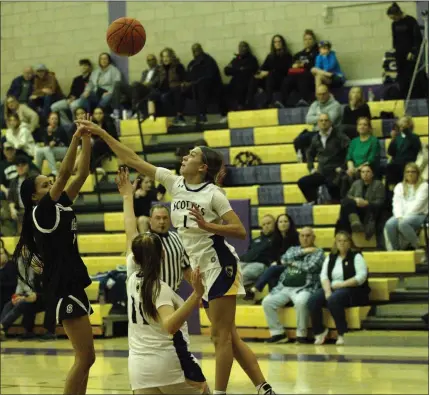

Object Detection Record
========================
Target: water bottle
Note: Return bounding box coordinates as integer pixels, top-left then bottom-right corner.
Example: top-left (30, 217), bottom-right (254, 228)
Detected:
top-left (368, 88), bottom-right (375, 102)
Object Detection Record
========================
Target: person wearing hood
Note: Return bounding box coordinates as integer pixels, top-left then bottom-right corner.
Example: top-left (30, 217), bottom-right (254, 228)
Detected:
top-left (224, 41), bottom-right (259, 111)
top-left (293, 84), bottom-right (342, 162)
top-left (311, 41), bottom-right (345, 89)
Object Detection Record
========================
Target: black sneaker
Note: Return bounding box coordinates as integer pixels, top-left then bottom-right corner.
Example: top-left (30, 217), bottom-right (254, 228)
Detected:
top-left (194, 114), bottom-right (208, 124)
top-left (243, 289), bottom-right (255, 301)
top-left (265, 334), bottom-right (288, 344)
top-left (18, 332), bottom-right (37, 341)
top-left (172, 116), bottom-right (187, 127)
top-left (296, 336), bottom-right (308, 344)
top-left (39, 333), bottom-right (57, 342)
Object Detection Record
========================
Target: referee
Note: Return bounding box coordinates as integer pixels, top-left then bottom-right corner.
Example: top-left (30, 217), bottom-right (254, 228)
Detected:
top-left (147, 204), bottom-right (191, 291)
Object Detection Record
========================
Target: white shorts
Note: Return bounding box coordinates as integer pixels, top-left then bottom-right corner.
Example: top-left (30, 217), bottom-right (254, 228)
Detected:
top-left (133, 381), bottom-right (209, 394)
top-left (201, 262), bottom-right (246, 308)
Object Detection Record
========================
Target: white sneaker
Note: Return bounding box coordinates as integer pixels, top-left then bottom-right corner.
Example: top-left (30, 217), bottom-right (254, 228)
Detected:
top-left (219, 116), bottom-right (228, 124)
top-left (314, 328), bottom-right (329, 345)
top-left (336, 335), bottom-right (344, 345)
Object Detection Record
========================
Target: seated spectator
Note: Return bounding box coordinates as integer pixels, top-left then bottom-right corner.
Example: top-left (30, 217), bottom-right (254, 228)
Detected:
top-left (298, 113), bottom-right (350, 203)
top-left (384, 163), bottom-right (428, 251)
top-left (34, 112), bottom-right (69, 175)
top-left (240, 214), bottom-right (276, 287)
top-left (262, 227), bottom-right (325, 343)
top-left (224, 41), bottom-right (259, 111)
top-left (5, 114), bottom-right (36, 158)
top-left (0, 240), bottom-right (17, 313)
top-left (6, 67), bottom-right (34, 104)
top-left (133, 175), bottom-right (161, 233)
top-left (340, 87), bottom-right (371, 139)
top-left (280, 29), bottom-right (319, 107)
top-left (337, 117), bottom-right (380, 198)
top-left (335, 165), bottom-right (385, 245)
top-left (293, 84), bottom-right (342, 162)
top-left (307, 231), bottom-right (370, 345)
top-left (0, 263), bottom-right (56, 341)
top-left (112, 54), bottom-right (160, 118)
top-left (247, 35), bottom-right (293, 108)
top-left (3, 95), bottom-right (39, 134)
top-left (147, 48), bottom-right (187, 126)
top-left (386, 116), bottom-right (422, 193)
top-left (249, 214), bottom-right (300, 298)
top-left (50, 59), bottom-right (93, 126)
top-left (311, 41), bottom-right (345, 89)
top-left (29, 64), bottom-right (64, 119)
top-left (79, 53), bottom-right (121, 112)
top-left (8, 155), bottom-right (38, 234)
top-left (184, 43), bottom-right (225, 124)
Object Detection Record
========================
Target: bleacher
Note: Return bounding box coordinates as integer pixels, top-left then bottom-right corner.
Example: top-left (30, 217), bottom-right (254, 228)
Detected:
top-left (1, 98), bottom-right (428, 337)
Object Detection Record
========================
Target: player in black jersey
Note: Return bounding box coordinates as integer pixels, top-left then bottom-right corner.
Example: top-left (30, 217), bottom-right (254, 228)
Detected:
top-left (12, 122), bottom-right (94, 395)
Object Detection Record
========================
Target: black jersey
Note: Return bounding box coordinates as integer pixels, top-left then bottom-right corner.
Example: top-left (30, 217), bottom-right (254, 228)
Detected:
top-left (32, 192), bottom-right (91, 298)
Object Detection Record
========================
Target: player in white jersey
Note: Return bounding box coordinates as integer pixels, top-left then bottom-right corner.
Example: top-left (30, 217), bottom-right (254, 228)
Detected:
top-left (76, 120), bottom-right (275, 395)
top-left (116, 168), bottom-right (209, 394)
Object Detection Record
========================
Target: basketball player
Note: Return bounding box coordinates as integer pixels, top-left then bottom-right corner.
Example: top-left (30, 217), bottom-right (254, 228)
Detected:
top-left (116, 167), bottom-right (209, 394)
top-left (76, 119), bottom-right (275, 395)
top-left (12, 123), bottom-right (95, 395)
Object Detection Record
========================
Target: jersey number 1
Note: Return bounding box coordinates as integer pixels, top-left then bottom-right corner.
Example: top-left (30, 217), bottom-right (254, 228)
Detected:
top-left (183, 215), bottom-right (188, 228)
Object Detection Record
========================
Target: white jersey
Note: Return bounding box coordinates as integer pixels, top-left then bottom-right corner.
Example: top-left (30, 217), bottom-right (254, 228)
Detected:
top-left (127, 258), bottom-right (199, 389)
top-left (155, 167), bottom-right (240, 273)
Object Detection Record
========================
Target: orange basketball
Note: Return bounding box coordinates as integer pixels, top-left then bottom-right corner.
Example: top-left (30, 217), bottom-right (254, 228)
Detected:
top-left (106, 17), bottom-right (146, 57)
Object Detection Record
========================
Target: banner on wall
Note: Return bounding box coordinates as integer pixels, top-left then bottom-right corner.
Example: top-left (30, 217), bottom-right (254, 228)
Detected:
top-left (153, 199), bottom-right (251, 334)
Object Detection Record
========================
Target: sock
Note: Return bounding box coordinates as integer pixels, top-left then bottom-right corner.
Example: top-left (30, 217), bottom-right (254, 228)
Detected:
top-left (213, 391), bottom-right (226, 395)
top-left (257, 382), bottom-right (274, 395)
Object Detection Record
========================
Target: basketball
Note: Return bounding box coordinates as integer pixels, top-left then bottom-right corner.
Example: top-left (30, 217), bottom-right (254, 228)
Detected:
top-left (106, 17), bottom-right (146, 57)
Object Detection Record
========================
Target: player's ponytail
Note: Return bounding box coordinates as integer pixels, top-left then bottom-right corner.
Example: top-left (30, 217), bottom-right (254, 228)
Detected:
top-left (11, 176), bottom-right (43, 289)
top-left (132, 232), bottom-right (163, 321)
top-left (199, 146), bottom-right (226, 186)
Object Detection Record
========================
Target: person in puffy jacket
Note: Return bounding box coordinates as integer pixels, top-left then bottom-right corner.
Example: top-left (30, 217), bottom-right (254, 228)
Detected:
top-left (311, 41), bottom-right (345, 89)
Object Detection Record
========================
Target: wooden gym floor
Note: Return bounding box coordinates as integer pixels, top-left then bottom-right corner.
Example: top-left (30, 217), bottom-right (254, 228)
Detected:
top-left (1, 334), bottom-right (428, 394)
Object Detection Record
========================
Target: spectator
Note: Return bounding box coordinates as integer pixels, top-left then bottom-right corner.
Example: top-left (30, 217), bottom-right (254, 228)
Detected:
top-left (5, 114), bottom-right (36, 158)
top-left (293, 84), bottom-right (342, 162)
top-left (298, 113), bottom-right (350, 203)
top-left (311, 41), bottom-right (345, 89)
top-left (248, 214), bottom-right (300, 299)
top-left (6, 67), bottom-right (34, 104)
top-left (387, 2), bottom-right (423, 98)
top-left (147, 48), bottom-right (187, 126)
top-left (279, 29), bottom-right (319, 107)
top-left (29, 64), bottom-right (64, 119)
top-left (386, 116), bottom-right (422, 192)
top-left (0, 240), bottom-right (17, 314)
top-left (335, 164), bottom-right (385, 244)
top-left (112, 54), bottom-right (160, 118)
top-left (133, 175), bottom-right (160, 233)
top-left (8, 155), bottom-right (38, 234)
top-left (50, 59), bottom-right (93, 126)
top-left (239, 214), bottom-right (276, 287)
top-left (3, 95), bottom-right (39, 134)
top-left (337, 117), bottom-right (380, 198)
top-left (247, 35), bottom-right (293, 108)
top-left (340, 87), bottom-right (371, 139)
top-left (384, 163), bottom-right (428, 251)
top-left (224, 41), bottom-right (259, 111)
top-left (79, 53), bottom-right (121, 112)
top-left (262, 227), bottom-right (325, 343)
top-left (34, 112), bottom-right (69, 175)
top-left (308, 231), bottom-right (370, 345)
top-left (184, 43), bottom-right (225, 124)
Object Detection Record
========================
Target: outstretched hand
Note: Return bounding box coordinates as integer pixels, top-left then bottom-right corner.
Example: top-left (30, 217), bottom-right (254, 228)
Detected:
top-left (74, 119), bottom-right (105, 137)
top-left (73, 113), bottom-right (92, 140)
top-left (115, 166), bottom-right (134, 197)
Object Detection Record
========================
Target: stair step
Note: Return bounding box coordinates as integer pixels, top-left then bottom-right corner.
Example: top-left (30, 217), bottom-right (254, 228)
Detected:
top-left (390, 289), bottom-right (429, 302)
top-left (404, 276), bottom-right (429, 290)
top-left (375, 303), bottom-right (428, 318)
top-left (362, 316), bottom-right (428, 330)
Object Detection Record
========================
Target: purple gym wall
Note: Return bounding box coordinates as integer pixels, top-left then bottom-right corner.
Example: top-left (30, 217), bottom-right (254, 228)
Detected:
top-left (107, 1), bottom-right (129, 83)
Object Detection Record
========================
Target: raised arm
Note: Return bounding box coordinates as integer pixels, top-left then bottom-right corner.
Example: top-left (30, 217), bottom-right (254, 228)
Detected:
top-left (75, 120), bottom-right (157, 179)
top-left (116, 167), bottom-right (139, 254)
top-left (65, 131), bottom-right (91, 201)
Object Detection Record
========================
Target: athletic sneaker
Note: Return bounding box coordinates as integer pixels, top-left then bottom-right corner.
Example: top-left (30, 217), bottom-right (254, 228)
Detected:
top-left (335, 335), bottom-right (345, 345)
top-left (172, 116), bottom-right (187, 127)
top-left (258, 382), bottom-right (276, 395)
top-left (314, 328), bottom-right (329, 345)
top-left (39, 333), bottom-right (57, 342)
top-left (265, 334), bottom-right (288, 344)
top-left (18, 332), bottom-right (37, 341)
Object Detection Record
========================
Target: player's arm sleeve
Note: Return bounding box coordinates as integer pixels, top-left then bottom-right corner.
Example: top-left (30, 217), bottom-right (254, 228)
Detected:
top-left (57, 191), bottom-right (73, 207)
top-left (32, 193), bottom-right (60, 233)
top-left (155, 284), bottom-right (175, 309)
top-left (154, 167), bottom-right (180, 194)
top-left (212, 189), bottom-right (233, 217)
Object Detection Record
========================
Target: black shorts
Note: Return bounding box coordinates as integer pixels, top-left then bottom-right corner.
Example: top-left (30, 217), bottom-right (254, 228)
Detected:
top-left (55, 288), bottom-right (93, 325)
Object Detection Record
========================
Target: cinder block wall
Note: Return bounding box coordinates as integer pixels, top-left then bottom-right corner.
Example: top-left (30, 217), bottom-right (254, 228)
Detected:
top-left (1, 1), bottom-right (417, 98)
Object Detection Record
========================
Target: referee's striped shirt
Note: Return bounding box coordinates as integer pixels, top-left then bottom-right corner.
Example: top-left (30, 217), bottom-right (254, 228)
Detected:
top-left (127, 231), bottom-right (190, 291)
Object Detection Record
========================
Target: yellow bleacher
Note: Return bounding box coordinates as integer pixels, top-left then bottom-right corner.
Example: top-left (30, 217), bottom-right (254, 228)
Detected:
top-left (368, 100), bottom-right (405, 119)
top-left (228, 109), bottom-right (278, 129)
top-left (119, 118), bottom-right (168, 136)
top-left (230, 144), bottom-right (296, 164)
